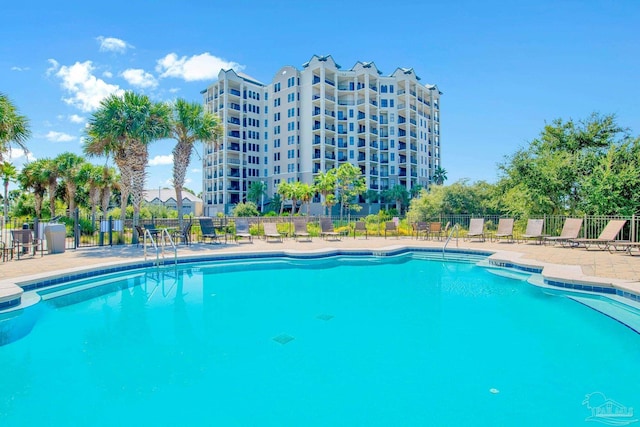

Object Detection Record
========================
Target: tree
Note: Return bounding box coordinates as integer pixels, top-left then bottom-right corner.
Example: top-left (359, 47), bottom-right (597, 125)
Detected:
top-left (497, 113), bottom-right (629, 216)
top-left (99, 166), bottom-right (118, 217)
top-left (313, 170), bottom-right (337, 216)
top-left (384, 185), bottom-right (409, 214)
top-left (55, 152), bottom-right (85, 216)
top-left (335, 163), bottom-right (366, 222)
top-left (18, 159), bottom-right (48, 218)
top-left (432, 166), bottom-right (447, 185)
top-left (169, 99), bottom-right (221, 227)
top-left (276, 181), bottom-right (293, 215)
top-left (39, 158), bottom-right (59, 219)
top-left (0, 161), bottom-right (17, 221)
top-left (85, 91), bottom-right (171, 241)
top-left (296, 182), bottom-right (315, 216)
top-left (247, 181), bottom-right (267, 211)
top-left (0, 93), bottom-right (31, 162)
top-left (232, 201), bottom-right (260, 217)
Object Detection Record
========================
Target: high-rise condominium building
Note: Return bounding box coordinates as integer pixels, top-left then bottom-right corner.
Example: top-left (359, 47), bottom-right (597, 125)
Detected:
top-left (201, 54), bottom-right (441, 216)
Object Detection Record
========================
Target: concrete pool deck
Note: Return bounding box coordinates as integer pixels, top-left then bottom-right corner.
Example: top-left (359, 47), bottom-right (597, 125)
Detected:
top-left (2, 236), bottom-right (640, 307)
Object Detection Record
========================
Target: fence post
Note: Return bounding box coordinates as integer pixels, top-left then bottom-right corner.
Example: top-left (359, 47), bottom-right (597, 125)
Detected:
top-left (633, 214), bottom-right (637, 243)
top-left (108, 216), bottom-right (113, 246)
top-left (73, 208), bottom-right (80, 249)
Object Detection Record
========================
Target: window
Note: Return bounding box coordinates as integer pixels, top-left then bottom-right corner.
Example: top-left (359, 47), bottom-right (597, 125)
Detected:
top-left (274, 138), bottom-right (280, 148)
top-left (349, 109), bottom-right (354, 118)
top-left (390, 153), bottom-right (395, 161)
top-left (390, 127), bottom-right (394, 136)
top-left (274, 126), bottom-right (281, 135)
top-left (380, 85), bottom-right (387, 93)
top-left (349, 150), bottom-right (354, 159)
top-left (391, 166), bottom-right (395, 174)
top-left (390, 139), bottom-right (395, 148)
top-left (274, 82), bottom-right (281, 92)
top-left (349, 136), bottom-right (354, 145)
top-left (274, 152), bottom-right (281, 161)
top-left (287, 76), bottom-right (295, 87)
top-left (274, 112), bottom-right (280, 121)
top-left (389, 100), bottom-right (394, 108)
top-left (274, 98), bottom-right (281, 107)
top-left (381, 99), bottom-right (388, 108)
top-left (287, 121), bottom-right (295, 131)
top-left (389, 85), bottom-right (394, 93)
top-left (274, 165), bottom-right (280, 174)
top-left (349, 123), bottom-right (354, 132)
top-left (390, 113), bottom-right (395, 123)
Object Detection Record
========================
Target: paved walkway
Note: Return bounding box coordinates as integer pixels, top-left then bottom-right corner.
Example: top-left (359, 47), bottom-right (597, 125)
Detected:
top-left (2, 236), bottom-right (640, 285)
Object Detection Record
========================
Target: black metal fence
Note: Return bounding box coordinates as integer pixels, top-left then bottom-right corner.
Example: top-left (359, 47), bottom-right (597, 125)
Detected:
top-left (2, 212), bottom-right (640, 251)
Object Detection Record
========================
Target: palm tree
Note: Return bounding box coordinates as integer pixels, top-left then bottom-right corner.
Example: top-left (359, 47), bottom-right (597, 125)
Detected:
top-left (0, 161), bottom-right (17, 221)
top-left (0, 93), bottom-right (31, 162)
top-left (433, 166), bottom-right (447, 185)
top-left (384, 184), bottom-right (409, 214)
top-left (80, 163), bottom-right (104, 221)
top-left (247, 181), bottom-right (267, 212)
top-left (313, 170), bottom-right (337, 216)
top-left (18, 159), bottom-right (48, 218)
top-left (55, 152), bottom-right (85, 216)
top-left (169, 99), bottom-right (221, 227)
top-left (99, 166), bottom-right (117, 217)
top-left (410, 184), bottom-right (423, 199)
top-left (297, 182), bottom-right (315, 216)
top-left (40, 158), bottom-right (59, 219)
top-left (276, 181), bottom-right (293, 215)
top-left (335, 163), bottom-right (366, 222)
top-left (85, 91), bottom-right (171, 241)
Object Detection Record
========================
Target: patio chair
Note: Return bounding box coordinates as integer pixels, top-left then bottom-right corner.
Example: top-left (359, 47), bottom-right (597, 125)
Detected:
top-left (354, 221), bottom-right (368, 239)
top-left (520, 219), bottom-right (545, 244)
top-left (543, 218), bottom-right (583, 246)
top-left (172, 221), bottom-right (192, 245)
top-left (465, 218), bottom-right (485, 242)
top-left (413, 222), bottom-right (428, 240)
top-left (569, 219), bottom-right (627, 250)
top-left (234, 219), bottom-right (253, 243)
top-left (320, 218), bottom-right (341, 241)
top-left (384, 221), bottom-right (398, 239)
top-left (198, 217), bottom-right (221, 244)
top-left (263, 222), bottom-right (283, 242)
top-left (493, 218), bottom-right (514, 242)
top-left (428, 222), bottom-right (443, 241)
top-left (10, 229), bottom-right (42, 260)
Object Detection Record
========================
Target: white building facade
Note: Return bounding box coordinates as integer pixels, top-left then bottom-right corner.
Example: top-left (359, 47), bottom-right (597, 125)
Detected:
top-left (201, 55), bottom-right (441, 216)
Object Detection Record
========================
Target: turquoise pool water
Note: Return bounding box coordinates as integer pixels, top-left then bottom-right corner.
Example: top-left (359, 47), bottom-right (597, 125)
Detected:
top-left (1, 254), bottom-right (640, 426)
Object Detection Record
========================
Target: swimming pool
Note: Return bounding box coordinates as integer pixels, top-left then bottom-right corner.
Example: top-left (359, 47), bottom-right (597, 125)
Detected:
top-left (1, 252), bottom-right (639, 426)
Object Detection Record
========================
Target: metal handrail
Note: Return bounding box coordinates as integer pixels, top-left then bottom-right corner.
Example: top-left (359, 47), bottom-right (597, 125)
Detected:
top-left (142, 228), bottom-right (177, 266)
top-left (443, 223), bottom-right (460, 255)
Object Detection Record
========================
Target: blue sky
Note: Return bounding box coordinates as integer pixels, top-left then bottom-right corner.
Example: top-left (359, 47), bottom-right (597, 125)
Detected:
top-left (2, 0), bottom-right (639, 195)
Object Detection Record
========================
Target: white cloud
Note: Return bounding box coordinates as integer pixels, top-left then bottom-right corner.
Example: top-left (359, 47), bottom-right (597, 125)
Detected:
top-left (46, 58), bottom-right (59, 76)
top-left (7, 148), bottom-right (36, 162)
top-left (11, 66), bottom-right (29, 72)
top-left (149, 154), bottom-right (173, 166)
top-left (190, 168), bottom-right (201, 173)
top-left (156, 52), bottom-right (244, 82)
top-left (96, 36), bottom-right (132, 54)
top-left (54, 60), bottom-right (123, 112)
top-left (121, 68), bottom-right (158, 89)
top-left (169, 87), bottom-right (180, 93)
top-left (45, 131), bottom-right (76, 142)
top-left (103, 71), bottom-right (113, 78)
top-left (69, 114), bottom-right (84, 123)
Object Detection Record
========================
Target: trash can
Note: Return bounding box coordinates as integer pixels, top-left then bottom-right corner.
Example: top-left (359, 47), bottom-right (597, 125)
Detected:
top-left (45, 224), bottom-right (66, 254)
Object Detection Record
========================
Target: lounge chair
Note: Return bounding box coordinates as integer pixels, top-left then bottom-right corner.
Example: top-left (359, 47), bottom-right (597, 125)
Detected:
top-left (234, 219), bottom-right (253, 243)
top-left (10, 229), bottom-right (42, 259)
top-left (263, 222), bottom-right (283, 242)
top-left (569, 219), bottom-right (627, 250)
top-left (413, 222), bottom-right (428, 240)
top-left (543, 218), bottom-right (583, 246)
top-left (320, 218), bottom-right (341, 241)
top-left (520, 219), bottom-right (545, 244)
top-left (384, 221), bottom-right (398, 239)
top-left (293, 218), bottom-right (311, 241)
top-left (493, 218), bottom-right (514, 242)
top-left (466, 218), bottom-right (485, 242)
top-left (198, 217), bottom-right (221, 244)
top-left (354, 221), bottom-right (368, 239)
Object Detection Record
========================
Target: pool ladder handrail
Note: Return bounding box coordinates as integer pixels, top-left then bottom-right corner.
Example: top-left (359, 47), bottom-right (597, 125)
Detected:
top-left (142, 228), bottom-right (178, 266)
top-left (443, 223), bottom-right (460, 256)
